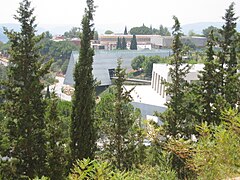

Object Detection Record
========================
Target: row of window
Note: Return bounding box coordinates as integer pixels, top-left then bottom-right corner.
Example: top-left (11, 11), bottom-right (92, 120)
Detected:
top-left (151, 71), bottom-right (166, 98)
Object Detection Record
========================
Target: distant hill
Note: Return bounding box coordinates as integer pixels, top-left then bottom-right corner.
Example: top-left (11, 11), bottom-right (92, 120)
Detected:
top-left (1, 21), bottom-right (240, 43)
top-left (0, 23), bottom-right (46, 43)
top-left (181, 21), bottom-right (240, 35)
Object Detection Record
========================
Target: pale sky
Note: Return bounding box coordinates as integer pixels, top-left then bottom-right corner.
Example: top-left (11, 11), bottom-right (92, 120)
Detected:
top-left (1, 0), bottom-right (240, 29)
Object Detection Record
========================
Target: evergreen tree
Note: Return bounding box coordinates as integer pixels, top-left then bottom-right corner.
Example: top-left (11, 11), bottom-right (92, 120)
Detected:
top-left (70, 0), bottom-right (96, 162)
top-left (150, 25), bottom-right (153, 34)
top-left (130, 34), bottom-right (137, 50)
top-left (218, 2), bottom-right (239, 109)
top-left (124, 26), bottom-right (128, 35)
top-left (116, 37), bottom-right (122, 49)
top-left (3, 0), bottom-right (51, 178)
top-left (161, 16), bottom-right (190, 138)
top-left (95, 60), bottom-right (144, 170)
top-left (121, 37), bottom-right (127, 50)
top-left (198, 31), bottom-right (223, 124)
top-left (45, 92), bottom-right (67, 180)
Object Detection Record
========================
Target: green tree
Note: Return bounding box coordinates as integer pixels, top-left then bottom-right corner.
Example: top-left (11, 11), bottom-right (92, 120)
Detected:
top-left (142, 56), bottom-right (162, 77)
top-left (131, 55), bottom-right (146, 70)
top-left (218, 2), bottom-right (239, 109)
top-left (3, 0), bottom-right (51, 178)
top-left (116, 37), bottom-right (122, 49)
top-left (130, 34), bottom-right (137, 50)
top-left (64, 27), bottom-right (81, 39)
top-left (161, 16), bottom-right (190, 138)
top-left (44, 31), bottom-right (52, 39)
top-left (121, 37), bottom-right (127, 50)
top-left (159, 25), bottom-right (171, 36)
top-left (159, 16), bottom-right (191, 179)
top-left (198, 31), bottom-right (223, 124)
top-left (96, 60), bottom-right (144, 170)
top-left (45, 92), bottom-right (67, 180)
top-left (70, 0), bottom-right (97, 162)
top-left (130, 25), bottom-right (152, 35)
top-left (202, 26), bottom-right (221, 39)
top-left (104, 30), bottom-right (113, 34)
top-left (124, 26), bottom-right (128, 35)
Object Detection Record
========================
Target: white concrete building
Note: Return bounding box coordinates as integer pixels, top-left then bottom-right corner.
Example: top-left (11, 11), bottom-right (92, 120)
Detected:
top-left (151, 63), bottom-right (204, 100)
top-left (125, 63), bottom-right (204, 119)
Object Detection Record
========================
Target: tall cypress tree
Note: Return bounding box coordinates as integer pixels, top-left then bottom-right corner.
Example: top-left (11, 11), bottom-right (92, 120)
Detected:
top-left (124, 26), bottom-right (128, 35)
top-left (130, 34), bottom-right (137, 50)
top-left (161, 17), bottom-right (192, 180)
top-left (3, 0), bottom-right (51, 178)
top-left (121, 37), bottom-right (127, 50)
top-left (45, 92), bottom-right (66, 180)
top-left (161, 16), bottom-right (190, 138)
top-left (218, 2), bottom-right (239, 108)
top-left (70, 0), bottom-right (96, 162)
top-left (198, 31), bottom-right (222, 124)
top-left (116, 37), bottom-right (122, 49)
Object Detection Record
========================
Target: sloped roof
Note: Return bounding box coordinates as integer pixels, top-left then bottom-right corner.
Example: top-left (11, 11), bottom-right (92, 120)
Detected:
top-left (64, 50), bottom-right (172, 86)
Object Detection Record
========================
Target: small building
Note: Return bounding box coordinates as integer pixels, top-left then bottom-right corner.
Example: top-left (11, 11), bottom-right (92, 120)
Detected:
top-left (98, 34), bottom-right (207, 50)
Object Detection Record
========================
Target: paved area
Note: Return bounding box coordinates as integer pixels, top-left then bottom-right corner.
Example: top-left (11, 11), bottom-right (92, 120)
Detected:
top-left (124, 85), bottom-right (167, 107)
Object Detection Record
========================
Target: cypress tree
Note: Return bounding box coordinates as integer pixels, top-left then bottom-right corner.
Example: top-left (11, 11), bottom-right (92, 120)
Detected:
top-left (161, 17), bottom-right (192, 179)
top-left (70, 0), bottom-right (96, 162)
top-left (161, 16), bottom-right (190, 138)
top-left (121, 37), bottom-right (127, 50)
top-left (198, 31), bottom-right (222, 124)
top-left (116, 37), bottom-right (122, 49)
top-left (3, 0), bottom-right (51, 178)
top-left (218, 2), bottom-right (239, 108)
top-left (45, 92), bottom-right (66, 180)
top-left (124, 26), bottom-right (128, 35)
top-left (130, 34), bottom-right (137, 50)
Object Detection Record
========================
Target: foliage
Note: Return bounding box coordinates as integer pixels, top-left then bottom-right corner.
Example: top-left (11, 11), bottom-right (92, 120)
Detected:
top-left (39, 38), bottom-right (78, 74)
top-left (142, 56), bottom-right (168, 77)
top-left (96, 60), bottom-right (145, 170)
top-left (70, 0), bottom-right (97, 162)
top-left (104, 30), bottom-right (114, 34)
top-left (157, 16), bottom-right (195, 179)
top-left (159, 25), bottom-right (171, 36)
top-left (131, 55), bottom-right (169, 78)
top-left (169, 109), bottom-right (240, 180)
top-left (116, 37), bottom-right (127, 50)
top-left (124, 26), bottom-right (128, 35)
top-left (202, 26), bottom-right (221, 39)
top-left (197, 31), bottom-right (223, 124)
top-left (0, 64), bottom-right (7, 82)
top-left (130, 34), bottom-right (137, 50)
top-left (121, 37), bottom-right (127, 50)
top-left (217, 2), bottom-right (239, 109)
top-left (69, 157), bottom-right (177, 180)
top-left (3, 0), bottom-right (51, 178)
top-left (130, 24), bottom-right (152, 35)
top-left (45, 92), bottom-right (68, 180)
top-left (130, 24), bottom-right (170, 35)
top-left (64, 27), bottom-right (81, 39)
top-left (131, 55), bottom-right (146, 70)
top-left (116, 37), bottom-right (121, 49)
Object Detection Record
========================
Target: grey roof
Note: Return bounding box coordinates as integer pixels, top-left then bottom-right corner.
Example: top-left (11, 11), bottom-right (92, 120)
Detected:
top-left (64, 50), bottom-right (172, 86)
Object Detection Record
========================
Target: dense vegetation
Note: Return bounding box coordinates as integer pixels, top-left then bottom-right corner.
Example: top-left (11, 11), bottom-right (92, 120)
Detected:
top-left (130, 24), bottom-right (170, 36)
top-left (0, 1), bottom-right (240, 180)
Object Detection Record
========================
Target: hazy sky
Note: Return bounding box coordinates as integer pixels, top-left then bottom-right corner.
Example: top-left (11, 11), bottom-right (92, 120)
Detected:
top-left (1, 0), bottom-right (240, 28)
